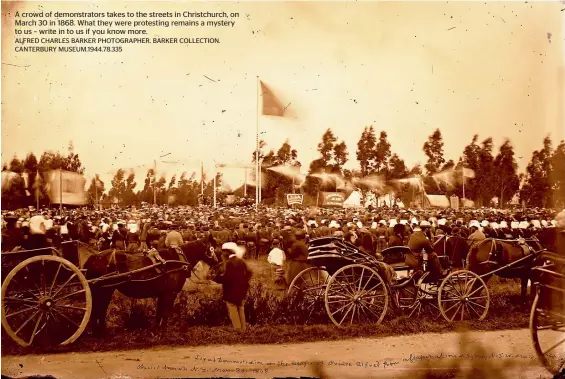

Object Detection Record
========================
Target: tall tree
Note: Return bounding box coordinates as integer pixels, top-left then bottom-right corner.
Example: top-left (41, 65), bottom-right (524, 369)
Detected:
top-left (333, 141), bottom-right (348, 173)
top-left (388, 153), bottom-right (408, 180)
top-left (551, 140), bottom-right (565, 207)
top-left (475, 137), bottom-right (497, 206)
top-left (374, 131), bottom-right (391, 174)
top-left (423, 129), bottom-right (445, 175)
top-left (108, 169), bottom-right (126, 204)
top-left (318, 129), bottom-right (337, 164)
top-left (87, 175), bottom-right (105, 206)
top-left (123, 172), bottom-right (137, 205)
top-left (493, 139), bottom-right (520, 207)
top-left (356, 125), bottom-right (377, 176)
top-left (521, 136), bottom-right (553, 207)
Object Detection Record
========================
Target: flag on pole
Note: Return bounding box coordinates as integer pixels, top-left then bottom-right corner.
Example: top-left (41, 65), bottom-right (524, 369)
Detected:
top-left (462, 167), bottom-right (475, 178)
top-left (260, 81), bottom-right (285, 116)
top-left (95, 176), bottom-right (104, 189)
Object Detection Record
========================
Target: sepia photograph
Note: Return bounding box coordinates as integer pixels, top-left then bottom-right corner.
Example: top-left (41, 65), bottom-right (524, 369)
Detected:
top-left (1, 1), bottom-right (564, 378)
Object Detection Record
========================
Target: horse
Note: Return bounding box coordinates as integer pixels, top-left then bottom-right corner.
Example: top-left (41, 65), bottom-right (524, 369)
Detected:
top-left (433, 234), bottom-right (469, 270)
top-left (466, 237), bottom-right (545, 304)
top-left (80, 235), bottom-right (220, 336)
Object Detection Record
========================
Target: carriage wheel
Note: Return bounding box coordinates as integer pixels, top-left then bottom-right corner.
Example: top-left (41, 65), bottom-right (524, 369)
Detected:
top-left (287, 267), bottom-right (330, 318)
top-left (438, 270), bottom-right (489, 322)
top-left (405, 273), bottom-right (442, 319)
top-left (1, 255), bottom-right (92, 347)
top-left (324, 264), bottom-right (388, 327)
top-left (530, 292), bottom-right (565, 375)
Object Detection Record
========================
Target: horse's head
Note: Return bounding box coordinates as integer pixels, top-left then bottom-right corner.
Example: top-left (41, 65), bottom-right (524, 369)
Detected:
top-left (180, 234), bottom-right (219, 268)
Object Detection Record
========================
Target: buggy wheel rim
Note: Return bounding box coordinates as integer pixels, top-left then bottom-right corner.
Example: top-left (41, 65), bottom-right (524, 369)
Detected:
top-left (530, 292), bottom-right (565, 375)
top-left (438, 270), bottom-right (489, 322)
top-left (324, 264), bottom-right (388, 327)
top-left (2, 255), bottom-right (92, 347)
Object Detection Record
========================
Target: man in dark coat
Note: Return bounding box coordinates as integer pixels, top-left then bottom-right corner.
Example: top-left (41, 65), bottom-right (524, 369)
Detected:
top-left (285, 230), bottom-right (309, 285)
top-left (214, 242), bottom-right (252, 332)
top-left (405, 223), bottom-right (442, 279)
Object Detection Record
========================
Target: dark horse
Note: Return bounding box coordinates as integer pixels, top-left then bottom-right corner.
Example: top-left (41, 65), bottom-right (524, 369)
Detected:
top-left (81, 235), bottom-right (219, 335)
top-left (466, 237), bottom-right (545, 303)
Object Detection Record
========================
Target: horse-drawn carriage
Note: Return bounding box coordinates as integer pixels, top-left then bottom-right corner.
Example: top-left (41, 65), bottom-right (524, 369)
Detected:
top-left (288, 236), bottom-right (491, 326)
top-left (530, 251), bottom-right (565, 375)
top-left (289, 235), bottom-right (549, 327)
top-left (1, 237), bottom-right (218, 347)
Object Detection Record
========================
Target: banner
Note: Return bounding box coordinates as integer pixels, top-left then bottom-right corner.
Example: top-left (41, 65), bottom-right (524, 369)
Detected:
top-left (226, 194), bottom-right (236, 205)
top-left (450, 195), bottom-right (459, 210)
top-left (45, 170), bottom-right (87, 205)
top-left (319, 192), bottom-right (345, 208)
top-left (286, 193), bottom-right (303, 205)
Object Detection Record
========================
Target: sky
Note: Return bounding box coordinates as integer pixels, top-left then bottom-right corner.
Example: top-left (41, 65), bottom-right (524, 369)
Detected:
top-left (2, 1), bottom-right (564, 191)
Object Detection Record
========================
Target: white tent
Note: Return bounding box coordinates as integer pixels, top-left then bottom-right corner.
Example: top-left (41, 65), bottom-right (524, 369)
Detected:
top-left (424, 194), bottom-right (450, 208)
top-left (343, 190), bottom-right (363, 208)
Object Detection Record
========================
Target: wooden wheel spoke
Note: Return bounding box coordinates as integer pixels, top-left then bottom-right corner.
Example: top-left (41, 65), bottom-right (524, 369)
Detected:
top-left (331, 301), bottom-right (353, 316)
top-left (6, 305), bottom-right (38, 318)
top-left (54, 289), bottom-right (86, 302)
top-left (449, 303), bottom-right (463, 322)
top-left (467, 299), bottom-right (486, 309)
top-left (357, 268), bottom-right (365, 291)
top-left (336, 303), bottom-right (355, 324)
top-left (54, 304), bottom-right (88, 312)
top-left (327, 298), bottom-right (350, 304)
top-left (350, 303), bottom-right (357, 325)
top-left (465, 285), bottom-right (485, 298)
top-left (541, 338), bottom-right (565, 356)
top-left (443, 300), bottom-right (462, 315)
top-left (4, 297), bottom-right (39, 305)
top-left (51, 273), bottom-right (77, 298)
top-left (362, 281), bottom-right (383, 295)
top-left (357, 298), bottom-right (382, 319)
top-left (333, 280), bottom-right (355, 296)
top-left (28, 312), bottom-right (44, 345)
top-left (48, 262), bottom-right (63, 295)
top-left (50, 308), bottom-right (81, 328)
top-left (14, 310), bottom-right (40, 336)
top-left (466, 302), bottom-right (482, 318)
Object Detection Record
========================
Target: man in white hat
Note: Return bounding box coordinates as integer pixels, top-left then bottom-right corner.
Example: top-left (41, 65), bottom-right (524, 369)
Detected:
top-left (213, 242), bottom-right (252, 333)
top-left (23, 215), bottom-right (52, 250)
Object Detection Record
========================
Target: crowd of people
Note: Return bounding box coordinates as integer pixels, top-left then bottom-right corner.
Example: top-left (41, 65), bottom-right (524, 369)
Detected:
top-left (2, 204), bottom-right (563, 277)
top-left (2, 204), bottom-right (564, 332)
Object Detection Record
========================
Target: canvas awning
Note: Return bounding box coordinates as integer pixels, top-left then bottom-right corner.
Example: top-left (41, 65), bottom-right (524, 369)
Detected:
top-left (424, 194), bottom-right (450, 208)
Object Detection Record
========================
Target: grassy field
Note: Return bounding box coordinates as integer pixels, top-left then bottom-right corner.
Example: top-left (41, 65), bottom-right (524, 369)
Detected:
top-left (2, 257), bottom-right (532, 356)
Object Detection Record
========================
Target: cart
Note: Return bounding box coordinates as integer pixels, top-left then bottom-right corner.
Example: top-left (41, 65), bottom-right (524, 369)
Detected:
top-left (530, 251), bottom-right (565, 375)
top-left (1, 241), bottom-right (195, 347)
top-left (288, 236), bottom-right (491, 327)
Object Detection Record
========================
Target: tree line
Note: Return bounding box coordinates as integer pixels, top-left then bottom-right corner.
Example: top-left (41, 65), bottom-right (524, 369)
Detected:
top-left (2, 129), bottom-right (564, 209)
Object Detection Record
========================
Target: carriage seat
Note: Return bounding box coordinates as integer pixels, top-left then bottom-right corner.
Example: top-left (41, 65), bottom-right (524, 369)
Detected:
top-left (381, 246), bottom-right (410, 264)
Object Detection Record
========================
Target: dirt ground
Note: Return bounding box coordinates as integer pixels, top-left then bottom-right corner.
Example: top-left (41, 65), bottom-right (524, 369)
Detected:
top-left (1, 328), bottom-right (558, 379)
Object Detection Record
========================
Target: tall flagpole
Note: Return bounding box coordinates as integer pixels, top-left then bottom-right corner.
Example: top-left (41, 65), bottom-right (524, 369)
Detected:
top-left (256, 76), bottom-right (260, 211)
top-left (200, 161), bottom-right (204, 196)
